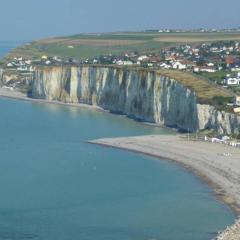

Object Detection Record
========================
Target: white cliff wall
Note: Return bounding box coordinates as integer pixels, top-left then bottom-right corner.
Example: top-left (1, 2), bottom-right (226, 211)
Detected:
top-left (30, 65), bottom-right (240, 134)
top-left (197, 104), bottom-right (240, 135)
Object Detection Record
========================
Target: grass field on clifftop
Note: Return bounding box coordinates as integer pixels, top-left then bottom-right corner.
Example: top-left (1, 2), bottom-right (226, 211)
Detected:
top-left (5, 31), bottom-right (240, 60)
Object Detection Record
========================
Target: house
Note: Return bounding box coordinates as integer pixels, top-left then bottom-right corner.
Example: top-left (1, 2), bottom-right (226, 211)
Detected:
top-left (25, 60), bottom-right (31, 65)
top-left (193, 67), bottom-right (200, 72)
top-left (233, 107), bottom-right (240, 113)
top-left (225, 78), bottom-right (240, 85)
top-left (116, 60), bottom-right (133, 66)
top-left (159, 63), bottom-right (171, 69)
top-left (17, 66), bottom-right (28, 71)
top-left (198, 67), bottom-right (216, 73)
top-left (138, 55), bottom-right (149, 61)
top-left (231, 67), bottom-right (240, 72)
top-left (7, 63), bottom-right (14, 67)
top-left (207, 62), bottom-right (215, 67)
top-left (172, 61), bottom-right (187, 70)
top-left (92, 59), bottom-right (99, 64)
top-left (226, 56), bottom-right (236, 66)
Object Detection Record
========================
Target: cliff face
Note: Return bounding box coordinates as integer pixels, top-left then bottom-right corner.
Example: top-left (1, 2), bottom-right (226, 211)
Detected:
top-left (32, 66), bottom-right (199, 131)
top-left (0, 68), bottom-right (3, 84)
top-left (2, 65), bottom-right (240, 134)
top-left (197, 104), bottom-right (240, 135)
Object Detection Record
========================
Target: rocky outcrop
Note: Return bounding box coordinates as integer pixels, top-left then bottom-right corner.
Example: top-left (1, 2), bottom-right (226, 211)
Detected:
top-left (197, 104), bottom-right (240, 135)
top-left (0, 68), bottom-right (3, 85)
top-left (2, 65), bottom-right (240, 134)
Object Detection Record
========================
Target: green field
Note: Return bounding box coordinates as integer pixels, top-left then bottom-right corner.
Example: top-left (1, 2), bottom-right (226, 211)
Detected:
top-left (5, 31), bottom-right (240, 60)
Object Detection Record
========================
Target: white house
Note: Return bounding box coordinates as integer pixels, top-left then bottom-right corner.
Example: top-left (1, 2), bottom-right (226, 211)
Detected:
top-left (199, 67), bottom-right (216, 73)
top-left (7, 63), bottom-right (14, 67)
top-left (193, 67), bottom-right (200, 72)
top-left (93, 59), bottom-right (99, 64)
top-left (207, 62), bottom-right (215, 67)
top-left (225, 78), bottom-right (240, 86)
top-left (231, 67), bottom-right (240, 72)
top-left (17, 66), bottom-right (28, 71)
top-left (172, 61), bottom-right (187, 70)
top-left (116, 60), bottom-right (133, 66)
top-left (160, 63), bottom-right (171, 69)
top-left (138, 55), bottom-right (149, 61)
top-left (233, 107), bottom-right (240, 113)
top-left (25, 60), bottom-right (32, 65)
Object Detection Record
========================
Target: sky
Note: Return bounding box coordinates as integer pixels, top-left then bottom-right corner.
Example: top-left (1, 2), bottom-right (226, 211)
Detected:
top-left (0, 0), bottom-right (240, 41)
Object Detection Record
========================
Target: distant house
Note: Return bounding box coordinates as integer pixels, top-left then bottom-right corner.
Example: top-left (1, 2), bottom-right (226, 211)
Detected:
top-left (116, 60), bottom-right (133, 66)
top-left (25, 60), bottom-right (32, 65)
top-left (17, 66), bottom-right (28, 71)
top-left (7, 63), bottom-right (14, 67)
top-left (207, 62), bottom-right (215, 67)
top-left (172, 61), bottom-right (187, 70)
top-left (159, 63), bottom-right (171, 69)
top-left (147, 63), bottom-right (153, 67)
top-left (194, 67), bottom-right (216, 73)
top-left (138, 55), bottom-right (149, 61)
top-left (233, 107), bottom-right (240, 113)
top-left (226, 56), bottom-right (236, 66)
top-left (225, 78), bottom-right (240, 85)
top-left (93, 59), bottom-right (99, 64)
top-left (231, 67), bottom-right (240, 72)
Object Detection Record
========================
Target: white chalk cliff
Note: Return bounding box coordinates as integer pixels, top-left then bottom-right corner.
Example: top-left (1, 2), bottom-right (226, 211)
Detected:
top-left (1, 65), bottom-right (240, 134)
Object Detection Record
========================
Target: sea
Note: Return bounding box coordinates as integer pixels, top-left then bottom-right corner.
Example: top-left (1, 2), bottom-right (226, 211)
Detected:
top-left (0, 42), bottom-right (235, 240)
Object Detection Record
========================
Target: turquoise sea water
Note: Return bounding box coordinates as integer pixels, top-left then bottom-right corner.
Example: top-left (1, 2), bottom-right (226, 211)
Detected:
top-left (0, 43), bottom-right (235, 240)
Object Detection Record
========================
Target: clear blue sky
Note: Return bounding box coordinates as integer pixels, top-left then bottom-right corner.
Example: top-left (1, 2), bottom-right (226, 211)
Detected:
top-left (1, 0), bottom-right (240, 41)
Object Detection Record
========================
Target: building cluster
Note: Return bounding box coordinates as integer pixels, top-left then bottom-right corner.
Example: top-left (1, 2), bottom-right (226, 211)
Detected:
top-left (86, 41), bottom-right (240, 84)
top-left (6, 57), bottom-right (34, 72)
top-left (204, 134), bottom-right (240, 148)
top-left (5, 55), bottom-right (78, 73)
top-left (154, 41), bottom-right (240, 79)
top-left (145, 27), bottom-right (240, 33)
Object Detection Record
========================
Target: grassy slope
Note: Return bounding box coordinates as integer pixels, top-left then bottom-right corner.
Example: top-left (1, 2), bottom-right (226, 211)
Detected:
top-left (155, 69), bottom-right (232, 101)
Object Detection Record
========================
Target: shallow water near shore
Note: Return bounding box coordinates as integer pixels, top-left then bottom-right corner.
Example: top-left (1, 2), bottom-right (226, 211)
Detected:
top-left (0, 97), bottom-right (235, 240)
top-left (0, 43), bottom-right (235, 240)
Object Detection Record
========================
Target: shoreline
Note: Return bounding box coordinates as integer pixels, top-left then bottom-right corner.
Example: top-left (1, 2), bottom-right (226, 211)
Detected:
top-left (0, 87), bottom-right (105, 111)
top-left (89, 136), bottom-right (240, 215)
top-left (89, 135), bottom-right (240, 239)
